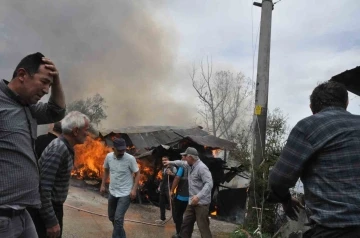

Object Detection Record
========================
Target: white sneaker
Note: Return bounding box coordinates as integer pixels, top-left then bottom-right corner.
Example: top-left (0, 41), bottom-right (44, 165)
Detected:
top-left (155, 219), bottom-right (165, 224)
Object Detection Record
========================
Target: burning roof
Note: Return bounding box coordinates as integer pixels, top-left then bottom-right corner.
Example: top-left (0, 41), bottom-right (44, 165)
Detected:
top-left (99, 125), bottom-right (237, 155)
top-left (71, 126), bottom-right (245, 223)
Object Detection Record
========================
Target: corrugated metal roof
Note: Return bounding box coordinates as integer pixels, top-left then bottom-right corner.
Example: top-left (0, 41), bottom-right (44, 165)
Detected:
top-left (100, 126), bottom-right (202, 135)
top-left (186, 135), bottom-right (237, 150)
top-left (100, 126), bottom-right (236, 151)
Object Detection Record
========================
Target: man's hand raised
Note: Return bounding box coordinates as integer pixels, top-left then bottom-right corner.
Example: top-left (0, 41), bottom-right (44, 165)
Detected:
top-left (42, 57), bottom-right (60, 85)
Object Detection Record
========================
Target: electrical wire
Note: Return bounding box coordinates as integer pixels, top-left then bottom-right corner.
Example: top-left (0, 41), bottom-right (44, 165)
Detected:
top-left (64, 172), bottom-right (174, 228)
top-left (64, 203), bottom-right (168, 227)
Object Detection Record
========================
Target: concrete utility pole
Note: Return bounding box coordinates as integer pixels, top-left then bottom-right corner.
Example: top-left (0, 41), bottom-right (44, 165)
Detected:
top-left (252, 0), bottom-right (273, 167)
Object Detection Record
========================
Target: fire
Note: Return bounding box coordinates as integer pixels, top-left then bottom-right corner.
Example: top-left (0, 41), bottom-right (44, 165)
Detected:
top-left (72, 136), bottom-right (160, 187)
top-left (137, 161), bottom-right (163, 186)
top-left (212, 149), bottom-right (222, 157)
top-left (156, 170), bottom-right (162, 180)
top-left (72, 136), bottom-right (112, 179)
top-left (211, 205), bottom-right (218, 216)
top-left (204, 146), bottom-right (222, 157)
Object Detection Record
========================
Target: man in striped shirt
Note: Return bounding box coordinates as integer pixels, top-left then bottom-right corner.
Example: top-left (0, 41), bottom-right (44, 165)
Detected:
top-left (36, 111), bottom-right (90, 238)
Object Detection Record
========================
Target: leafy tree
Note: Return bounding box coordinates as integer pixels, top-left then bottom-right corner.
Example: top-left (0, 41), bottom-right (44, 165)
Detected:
top-left (67, 93), bottom-right (107, 128)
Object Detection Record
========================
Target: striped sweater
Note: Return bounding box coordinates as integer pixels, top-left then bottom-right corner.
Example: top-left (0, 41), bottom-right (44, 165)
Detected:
top-left (39, 137), bottom-right (74, 228)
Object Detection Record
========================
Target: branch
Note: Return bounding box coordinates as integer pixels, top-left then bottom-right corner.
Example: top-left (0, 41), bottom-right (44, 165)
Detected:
top-left (190, 67), bottom-right (213, 108)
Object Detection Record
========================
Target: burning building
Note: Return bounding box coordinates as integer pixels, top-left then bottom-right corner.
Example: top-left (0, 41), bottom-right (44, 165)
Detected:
top-left (72, 125), bottom-right (248, 224)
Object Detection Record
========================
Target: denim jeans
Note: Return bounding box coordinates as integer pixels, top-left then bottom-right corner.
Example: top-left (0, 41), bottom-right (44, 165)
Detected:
top-left (0, 209), bottom-right (37, 238)
top-left (108, 194), bottom-right (131, 238)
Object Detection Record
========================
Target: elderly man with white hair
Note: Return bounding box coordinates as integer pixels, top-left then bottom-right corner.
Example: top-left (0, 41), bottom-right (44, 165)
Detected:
top-left (164, 147), bottom-right (213, 238)
top-left (33, 111), bottom-right (90, 238)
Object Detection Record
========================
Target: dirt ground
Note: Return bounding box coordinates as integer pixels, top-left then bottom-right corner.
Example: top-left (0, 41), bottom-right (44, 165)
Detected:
top-left (62, 185), bottom-right (238, 238)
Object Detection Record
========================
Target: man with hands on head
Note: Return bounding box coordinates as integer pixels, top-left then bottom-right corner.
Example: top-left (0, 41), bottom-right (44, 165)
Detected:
top-left (0, 52), bottom-right (65, 238)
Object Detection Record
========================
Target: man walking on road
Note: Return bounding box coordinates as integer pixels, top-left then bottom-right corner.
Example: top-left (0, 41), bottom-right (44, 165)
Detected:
top-left (155, 156), bottom-right (177, 224)
top-left (170, 154), bottom-right (189, 238)
top-left (164, 147), bottom-right (213, 238)
top-left (36, 112), bottom-right (90, 238)
top-left (101, 138), bottom-right (141, 238)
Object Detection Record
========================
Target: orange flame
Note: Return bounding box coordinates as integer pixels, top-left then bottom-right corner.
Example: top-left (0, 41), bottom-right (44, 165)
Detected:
top-left (211, 205), bottom-right (218, 216)
top-left (212, 149), bottom-right (222, 157)
top-left (72, 136), bottom-right (160, 186)
top-left (72, 136), bottom-right (112, 179)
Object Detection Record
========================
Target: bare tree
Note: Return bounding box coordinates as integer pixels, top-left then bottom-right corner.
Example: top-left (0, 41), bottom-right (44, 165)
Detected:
top-left (191, 57), bottom-right (252, 139)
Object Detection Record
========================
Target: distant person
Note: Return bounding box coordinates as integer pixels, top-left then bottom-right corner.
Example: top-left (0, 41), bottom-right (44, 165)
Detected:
top-left (34, 112), bottom-right (90, 238)
top-left (35, 121), bottom-right (62, 158)
top-left (0, 52), bottom-right (65, 238)
top-left (269, 81), bottom-right (360, 237)
top-left (155, 156), bottom-right (177, 224)
top-left (164, 147), bottom-right (213, 238)
top-left (170, 154), bottom-right (189, 238)
top-left (100, 138), bottom-right (141, 238)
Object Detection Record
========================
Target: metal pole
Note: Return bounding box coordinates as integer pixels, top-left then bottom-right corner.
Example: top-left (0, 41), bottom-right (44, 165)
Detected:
top-left (252, 0), bottom-right (273, 167)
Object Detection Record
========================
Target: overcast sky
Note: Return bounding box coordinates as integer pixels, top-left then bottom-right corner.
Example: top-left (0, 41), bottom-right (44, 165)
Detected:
top-left (1, 0), bottom-right (360, 131)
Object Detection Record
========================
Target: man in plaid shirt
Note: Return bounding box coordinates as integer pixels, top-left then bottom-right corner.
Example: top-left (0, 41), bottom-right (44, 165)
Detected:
top-left (269, 81), bottom-right (360, 237)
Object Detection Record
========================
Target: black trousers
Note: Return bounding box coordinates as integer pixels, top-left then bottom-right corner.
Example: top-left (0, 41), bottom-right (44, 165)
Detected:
top-left (27, 202), bottom-right (64, 238)
top-left (159, 192), bottom-right (170, 220)
top-left (172, 198), bottom-right (188, 234)
top-left (303, 224), bottom-right (360, 238)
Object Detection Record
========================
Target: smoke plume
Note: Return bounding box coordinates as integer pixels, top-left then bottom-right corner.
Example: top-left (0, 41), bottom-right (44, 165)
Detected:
top-left (0, 0), bottom-right (196, 132)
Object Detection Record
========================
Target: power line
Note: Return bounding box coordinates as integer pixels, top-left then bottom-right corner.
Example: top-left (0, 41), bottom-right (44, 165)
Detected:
top-left (274, 0), bottom-right (284, 5)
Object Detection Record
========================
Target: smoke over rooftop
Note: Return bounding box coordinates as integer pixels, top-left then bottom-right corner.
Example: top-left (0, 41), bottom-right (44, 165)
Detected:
top-left (0, 0), bottom-right (196, 132)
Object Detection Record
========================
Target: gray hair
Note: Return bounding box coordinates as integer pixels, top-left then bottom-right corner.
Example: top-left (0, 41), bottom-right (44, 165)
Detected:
top-left (188, 154), bottom-right (199, 161)
top-left (61, 111), bottom-right (90, 135)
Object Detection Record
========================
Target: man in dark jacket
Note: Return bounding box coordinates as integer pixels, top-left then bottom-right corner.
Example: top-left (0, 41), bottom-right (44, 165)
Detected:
top-left (35, 121), bottom-right (62, 158)
top-left (155, 156), bottom-right (177, 224)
